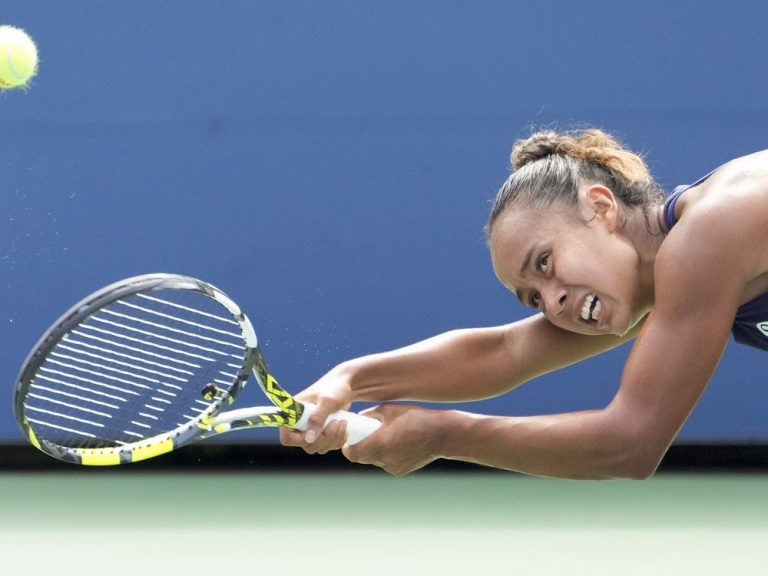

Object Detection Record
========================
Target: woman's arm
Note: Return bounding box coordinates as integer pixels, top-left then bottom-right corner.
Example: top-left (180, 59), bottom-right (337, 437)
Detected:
top-left (282, 314), bottom-right (638, 447)
top-left (344, 315), bottom-right (638, 403)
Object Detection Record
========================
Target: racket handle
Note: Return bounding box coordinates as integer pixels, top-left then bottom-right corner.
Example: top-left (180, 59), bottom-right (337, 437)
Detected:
top-left (298, 402), bottom-right (381, 445)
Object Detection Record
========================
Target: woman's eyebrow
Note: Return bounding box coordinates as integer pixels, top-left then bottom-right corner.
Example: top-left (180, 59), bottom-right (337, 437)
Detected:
top-left (520, 248), bottom-right (533, 277)
top-left (515, 248), bottom-right (536, 306)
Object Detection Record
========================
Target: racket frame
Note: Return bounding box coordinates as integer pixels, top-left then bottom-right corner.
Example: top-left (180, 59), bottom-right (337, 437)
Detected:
top-left (13, 274), bottom-right (303, 466)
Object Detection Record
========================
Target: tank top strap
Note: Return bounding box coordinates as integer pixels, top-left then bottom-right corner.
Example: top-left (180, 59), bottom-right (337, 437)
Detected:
top-left (662, 186), bottom-right (686, 230)
top-left (662, 170), bottom-right (716, 231)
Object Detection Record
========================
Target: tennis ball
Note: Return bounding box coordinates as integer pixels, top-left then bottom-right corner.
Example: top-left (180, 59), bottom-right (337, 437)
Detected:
top-left (0, 25), bottom-right (38, 89)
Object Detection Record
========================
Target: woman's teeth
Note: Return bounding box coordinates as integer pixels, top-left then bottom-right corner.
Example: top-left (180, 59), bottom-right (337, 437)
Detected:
top-left (581, 294), bottom-right (601, 321)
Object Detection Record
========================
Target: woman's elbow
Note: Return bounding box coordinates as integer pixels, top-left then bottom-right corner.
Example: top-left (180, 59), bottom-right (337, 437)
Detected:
top-left (618, 452), bottom-right (663, 480)
top-left (601, 426), bottom-right (669, 480)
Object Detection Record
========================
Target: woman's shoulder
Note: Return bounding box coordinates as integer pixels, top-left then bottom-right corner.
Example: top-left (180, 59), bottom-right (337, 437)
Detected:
top-left (700, 149), bottom-right (768, 199)
top-left (657, 149), bottom-right (768, 307)
top-left (674, 149), bottom-right (768, 221)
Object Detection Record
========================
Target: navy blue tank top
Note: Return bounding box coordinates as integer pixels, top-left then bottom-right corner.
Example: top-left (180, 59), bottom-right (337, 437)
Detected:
top-left (664, 177), bottom-right (768, 351)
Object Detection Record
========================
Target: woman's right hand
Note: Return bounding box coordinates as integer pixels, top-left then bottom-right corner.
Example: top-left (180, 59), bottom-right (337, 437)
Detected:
top-left (279, 363), bottom-right (356, 454)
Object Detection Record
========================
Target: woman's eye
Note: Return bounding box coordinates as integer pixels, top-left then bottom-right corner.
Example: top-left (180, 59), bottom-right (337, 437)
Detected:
top-left (530, 291), bottom-right (541, 308)
top-left (537, 253), bottom-right (550, 273)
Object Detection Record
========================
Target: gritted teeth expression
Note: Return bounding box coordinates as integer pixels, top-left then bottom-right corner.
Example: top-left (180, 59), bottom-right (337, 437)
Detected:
top-left (581, 293), bottom-right (602, 322)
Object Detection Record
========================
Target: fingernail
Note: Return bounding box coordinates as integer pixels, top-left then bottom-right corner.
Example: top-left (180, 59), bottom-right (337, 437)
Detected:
top-left (305, 430), bottom-right (317, 443)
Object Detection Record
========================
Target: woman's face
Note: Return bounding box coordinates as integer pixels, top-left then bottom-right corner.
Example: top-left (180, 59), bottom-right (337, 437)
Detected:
top-left (489, 185), bottom-right (652, 336)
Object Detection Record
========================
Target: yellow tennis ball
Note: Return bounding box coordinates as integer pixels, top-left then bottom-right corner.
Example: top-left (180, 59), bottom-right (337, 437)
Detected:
top-left (0, 25), bottom-right (38, 89)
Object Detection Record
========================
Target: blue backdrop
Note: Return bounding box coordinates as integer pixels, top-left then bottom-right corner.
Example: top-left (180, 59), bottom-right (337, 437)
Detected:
top-left (2, 1), bottom-right (767, 442)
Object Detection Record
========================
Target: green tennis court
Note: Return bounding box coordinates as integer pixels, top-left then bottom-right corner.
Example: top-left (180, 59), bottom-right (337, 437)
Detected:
top-left (1, 471), bottom-right (765, 575)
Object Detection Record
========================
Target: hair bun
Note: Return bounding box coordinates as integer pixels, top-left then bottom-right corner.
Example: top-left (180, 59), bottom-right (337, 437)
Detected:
top-left (510, 131), bottom-right (563, 170)
top-left (509, 128), bottom-right (651, 184)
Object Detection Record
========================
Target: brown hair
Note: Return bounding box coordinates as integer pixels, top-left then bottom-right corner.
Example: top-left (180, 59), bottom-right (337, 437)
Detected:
top-left (486, 128), bottom-right (663, 239)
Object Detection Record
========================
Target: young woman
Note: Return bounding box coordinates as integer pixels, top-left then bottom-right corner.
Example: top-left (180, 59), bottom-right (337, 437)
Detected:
top-left (280, 128), bottom-right (768, 480)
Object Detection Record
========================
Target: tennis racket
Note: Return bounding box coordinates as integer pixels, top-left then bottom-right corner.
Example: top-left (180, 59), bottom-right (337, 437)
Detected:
top-left (13, 273), bottom-right (380, 466)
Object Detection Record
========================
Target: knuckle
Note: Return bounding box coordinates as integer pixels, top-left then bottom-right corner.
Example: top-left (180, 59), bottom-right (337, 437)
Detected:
top-left (279, 431), bottom-right (300, 447)
top-left (308, 415), bottom-right (327, 428)
top-left (342, 446), bottom-right (362, 463)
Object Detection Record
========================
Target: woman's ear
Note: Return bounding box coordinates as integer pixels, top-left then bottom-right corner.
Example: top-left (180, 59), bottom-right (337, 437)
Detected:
top-left (583, 184), bottom-right (619, 232)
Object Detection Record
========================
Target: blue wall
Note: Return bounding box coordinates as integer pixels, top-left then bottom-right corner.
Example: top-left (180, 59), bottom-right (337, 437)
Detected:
top-left (2, 1), bottom-right (767, 441)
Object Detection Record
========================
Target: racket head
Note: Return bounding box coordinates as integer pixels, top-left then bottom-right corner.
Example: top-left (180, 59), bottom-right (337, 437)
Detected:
top-left (13, 274), bottom-right (289, 465)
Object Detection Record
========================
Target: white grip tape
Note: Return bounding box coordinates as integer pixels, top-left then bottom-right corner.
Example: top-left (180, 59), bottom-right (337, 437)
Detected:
top-left (296, 402), bottom-right (381, 445)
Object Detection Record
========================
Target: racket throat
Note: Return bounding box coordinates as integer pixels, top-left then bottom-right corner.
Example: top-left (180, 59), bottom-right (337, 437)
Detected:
top-left (203, 404), bottom-right (309, 437)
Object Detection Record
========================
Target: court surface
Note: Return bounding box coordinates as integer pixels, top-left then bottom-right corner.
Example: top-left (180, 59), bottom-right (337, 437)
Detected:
top-left (0, 471), bottom-right (766, 576)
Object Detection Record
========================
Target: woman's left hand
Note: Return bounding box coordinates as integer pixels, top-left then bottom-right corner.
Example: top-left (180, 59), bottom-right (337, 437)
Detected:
top-left (342, 403), bottom-right (447, 475)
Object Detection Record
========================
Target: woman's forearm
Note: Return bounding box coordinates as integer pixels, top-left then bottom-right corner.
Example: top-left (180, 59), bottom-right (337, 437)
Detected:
top-left (340, 315), bottom-right (634, 405)
top-left (437, 408), bottom-right (658, 480)
top-left (340, 326), bottom-right (525, 403)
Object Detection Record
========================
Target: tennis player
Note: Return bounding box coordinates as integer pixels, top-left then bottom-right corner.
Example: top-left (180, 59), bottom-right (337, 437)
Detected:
top-left (280, 128), bottom-right (768, 479)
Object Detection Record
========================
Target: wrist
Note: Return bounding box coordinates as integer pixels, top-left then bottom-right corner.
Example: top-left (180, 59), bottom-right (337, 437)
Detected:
top-left (329, 358), bottom-right (365, 403)
top-left (436, 410), bottom-right (479, 461)
top-left (333, 355), bottom-right (386, 403)
top-left (434, 409), bottom-right (463, 459)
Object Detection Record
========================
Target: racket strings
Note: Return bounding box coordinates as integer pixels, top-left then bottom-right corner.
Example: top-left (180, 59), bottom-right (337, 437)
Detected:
top-left (23, 289), bottom-right (248, 449)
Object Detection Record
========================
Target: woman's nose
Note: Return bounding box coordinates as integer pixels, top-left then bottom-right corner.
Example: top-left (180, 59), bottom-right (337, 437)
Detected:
top-left (542, 285), bottom-right (568, 316)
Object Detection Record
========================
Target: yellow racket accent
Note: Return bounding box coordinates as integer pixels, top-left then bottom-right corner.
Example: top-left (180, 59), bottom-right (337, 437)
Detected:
top-left (198, 415), bottom-right (217, 430)
top-left (81, 450), bottom-right (121, 466)
top-left (77, 438), bottom-right (174, 466)
top-left (25, 421), bottom-right (41, 450)
top-left (202, 384), bottom-right (219, 401)
top-left (255, 412), bottom-right (288, 426)
top-left (130, 438), bottom-right (174, 463)
top-left (261, 372), bottom-right (302, 426)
